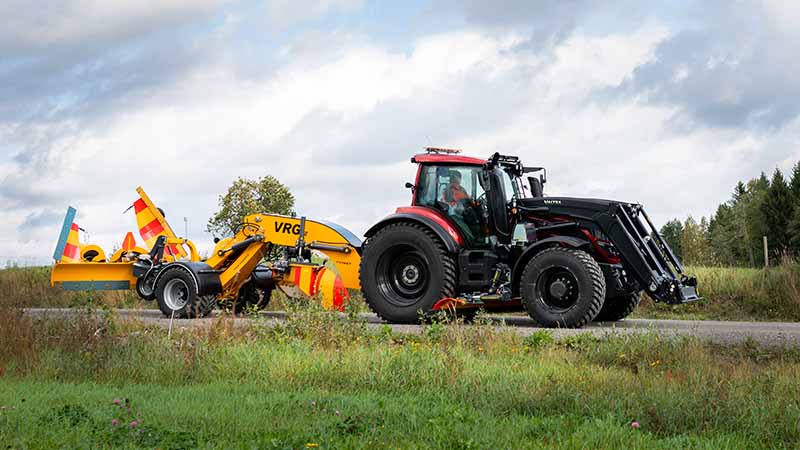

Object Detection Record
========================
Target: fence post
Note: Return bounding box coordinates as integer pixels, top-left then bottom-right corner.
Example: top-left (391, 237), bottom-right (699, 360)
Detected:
top-left (763, 236), bottom-right (769, 268)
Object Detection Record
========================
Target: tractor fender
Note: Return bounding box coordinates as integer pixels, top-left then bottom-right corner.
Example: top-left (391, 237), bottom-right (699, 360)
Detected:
top-left (512, 236), bottom-right (592, 294)
top-left (364, 209), bottom-right (464, 254)
top-left (153, 261), bottom-right (223, 296)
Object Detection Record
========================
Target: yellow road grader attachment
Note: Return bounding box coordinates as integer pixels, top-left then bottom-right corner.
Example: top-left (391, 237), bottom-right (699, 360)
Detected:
top-left (50, 187), bottom-right (363, 318)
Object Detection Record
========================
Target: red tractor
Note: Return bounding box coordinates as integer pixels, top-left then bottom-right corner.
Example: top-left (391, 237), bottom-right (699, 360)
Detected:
top-left (359, 148), bottom-right (699, 328)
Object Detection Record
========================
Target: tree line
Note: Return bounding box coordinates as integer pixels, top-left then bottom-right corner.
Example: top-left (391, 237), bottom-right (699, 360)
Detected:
top-left (660, 163), bottom-right (800, 267)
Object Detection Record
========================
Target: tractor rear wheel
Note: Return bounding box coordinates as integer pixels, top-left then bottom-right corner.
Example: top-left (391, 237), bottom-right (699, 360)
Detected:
top-left (154, 267), bottom-right (215, 318)
top-left (521, 247), bottom-right (606, 328)
top-left (594, 291), bottom-right (642, 322)
top-left (360, 222), bottom-right (456, 324)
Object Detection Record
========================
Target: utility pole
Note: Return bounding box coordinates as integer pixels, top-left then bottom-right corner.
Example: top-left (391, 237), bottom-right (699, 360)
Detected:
top-left (184, 217), bottom-right (189, 239)
top-left (763, 236), bottom-right (769, 268)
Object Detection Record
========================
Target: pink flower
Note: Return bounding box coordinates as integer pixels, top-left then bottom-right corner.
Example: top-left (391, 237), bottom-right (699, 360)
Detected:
top-left (631, 421), bottom-right (640, 429)
top-left (113, 398), bottom-right (121, 405)
top-left (130, 420), bottom-right (139, 428)
top-left (111, 419), bottom-right (119, 426)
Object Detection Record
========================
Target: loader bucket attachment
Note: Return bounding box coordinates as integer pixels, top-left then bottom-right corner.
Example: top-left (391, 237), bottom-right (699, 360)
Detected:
top-left (598, 203), bottom-right (700, 304)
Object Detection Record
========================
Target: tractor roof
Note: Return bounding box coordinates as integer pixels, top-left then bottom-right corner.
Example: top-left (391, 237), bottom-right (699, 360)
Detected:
top-left (411, 153), bottom-right (486, 166)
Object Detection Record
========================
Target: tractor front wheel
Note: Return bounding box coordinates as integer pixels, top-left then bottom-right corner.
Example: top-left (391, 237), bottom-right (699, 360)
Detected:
top-left (360, 223), bottom-right (456, 324)
top-left (521, 247), bottom-right (606, 328)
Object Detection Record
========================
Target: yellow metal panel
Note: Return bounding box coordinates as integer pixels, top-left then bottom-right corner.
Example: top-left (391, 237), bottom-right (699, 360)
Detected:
top-left (50, 262), bottom-right (137, 289)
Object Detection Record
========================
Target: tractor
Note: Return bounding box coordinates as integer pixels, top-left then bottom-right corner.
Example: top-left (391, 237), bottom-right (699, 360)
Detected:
top-left (51, 148), bottom-right (698, 328)
top-left (358, 148), bottom-right (699, 327)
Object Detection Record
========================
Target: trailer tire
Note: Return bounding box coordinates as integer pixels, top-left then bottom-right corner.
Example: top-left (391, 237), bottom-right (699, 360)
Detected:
top-left (594, 291), bottom-right (641, 322)
top-left (360, 222), bottom-right (456, 324)
top-left (135, 273), bottom-right (157, 301)
top-left (521, 247), bottom-right (606, 328)
top-left (155, 267), bottom-right (215, 318)
top-left (230, 282), bottom-right (273, 314)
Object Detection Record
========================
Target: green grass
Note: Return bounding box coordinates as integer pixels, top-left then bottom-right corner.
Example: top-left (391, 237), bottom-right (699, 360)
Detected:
top-left (2, 307), bottom-right (800, 448)
top-left (635, 265), bottom-right (800, 322)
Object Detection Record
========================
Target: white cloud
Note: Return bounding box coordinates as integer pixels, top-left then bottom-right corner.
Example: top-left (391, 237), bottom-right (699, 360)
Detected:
top-left (0, 0), bottom-right (229, 52)
top-left (2, 7), bottom-right (799, 267)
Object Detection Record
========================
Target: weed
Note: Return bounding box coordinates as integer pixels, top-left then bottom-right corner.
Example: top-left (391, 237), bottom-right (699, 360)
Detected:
top-left (523, 329), bottom-right (555, 350)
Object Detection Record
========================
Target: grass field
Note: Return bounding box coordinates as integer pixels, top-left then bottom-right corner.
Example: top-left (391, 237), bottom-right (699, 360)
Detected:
top-left (4, 264), bottom-right (800, 322)
top-left (2, 304), bottom-right (800, 449)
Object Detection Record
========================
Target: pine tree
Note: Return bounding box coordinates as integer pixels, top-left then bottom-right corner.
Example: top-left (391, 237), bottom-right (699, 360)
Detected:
top-left (741, 174), bottom-right (770, 266)
top-left (787, 162), bottom-right (800, 253)
top-left (761, 169), bottom-right (794, 253)
top-left (790, 161), bottom-right (800, 201)
top-left (709, 203), bottom-right (737, 265)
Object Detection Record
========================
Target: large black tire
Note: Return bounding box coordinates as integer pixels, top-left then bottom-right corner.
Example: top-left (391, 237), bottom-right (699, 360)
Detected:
top-left (521, 247), bottom-right (606, 328)
top-left (359, 222), bottom-right (456, 324)
top-left (594, 291), bottom-right (642, 322)
top-left (230, 282), bottom-right (273, 314)
top-left (154, 267), bottom-right (215, 318)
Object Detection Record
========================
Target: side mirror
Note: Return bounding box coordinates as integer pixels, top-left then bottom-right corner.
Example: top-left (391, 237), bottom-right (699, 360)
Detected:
top-left (528, 177), bottom-right (544, 197)
top-left (405, 182), bottom-right (416, 193)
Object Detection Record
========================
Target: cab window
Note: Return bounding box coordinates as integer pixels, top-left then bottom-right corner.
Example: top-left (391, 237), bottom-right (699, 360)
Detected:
top-left (415, 165), bottom-right (488, 246)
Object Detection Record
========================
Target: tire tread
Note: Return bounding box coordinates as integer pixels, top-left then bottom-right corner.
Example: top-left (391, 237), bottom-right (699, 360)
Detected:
top-left (359, 222), bottom-right (456, 323)
top-left (521, 247), bottom-right (605, 328)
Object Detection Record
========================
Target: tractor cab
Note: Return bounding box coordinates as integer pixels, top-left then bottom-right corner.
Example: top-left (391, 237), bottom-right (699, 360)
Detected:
top-left (410, 148), bottom-right (544, 247)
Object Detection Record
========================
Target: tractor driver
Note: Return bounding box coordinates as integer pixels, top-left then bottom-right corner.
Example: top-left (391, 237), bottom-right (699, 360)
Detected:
top-left (442, 169), bottom-right (483, 245)
top-left (443, 170), bottom-right (470, 207)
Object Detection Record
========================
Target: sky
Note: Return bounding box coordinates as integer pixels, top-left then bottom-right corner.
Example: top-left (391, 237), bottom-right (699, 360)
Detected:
top-left (2, 0), bottom-right (800, 266)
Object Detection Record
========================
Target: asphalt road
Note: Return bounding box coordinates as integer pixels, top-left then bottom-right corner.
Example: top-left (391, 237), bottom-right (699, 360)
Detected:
top-left (21, 308), bottom-right (800, 348)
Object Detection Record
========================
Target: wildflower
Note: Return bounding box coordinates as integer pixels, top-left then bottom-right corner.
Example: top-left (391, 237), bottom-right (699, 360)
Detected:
top-left (111, 419), bottom-right (119, 426)
top-left (113, 398), bottom-right (121, 406)
top-left (305, 443), bottom-right (319, 448)
top-left (130, 420), bottom-right (139, 428)
top-left (631, 421), bottom-right (640, 429)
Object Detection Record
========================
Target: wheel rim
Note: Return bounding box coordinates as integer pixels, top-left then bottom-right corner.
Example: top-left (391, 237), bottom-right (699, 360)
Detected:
top-left (139, 275), bottom-right (155, 297)
top-left (535, 267), bottom-right (580, 313)
top-left (163, 278), bottom-right (189, 310)
top-left (375, 244), bottom-right (430, 307)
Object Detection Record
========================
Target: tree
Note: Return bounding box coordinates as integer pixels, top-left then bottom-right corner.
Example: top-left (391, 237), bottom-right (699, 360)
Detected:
top-left (788, 207), bottom-right (800, 252)
top-left (708, 203), bottom-right (737, 266)
top-left (207, 176), bottom-right (295, 237)
top-left (681, 216), bottom-right (712, 266)
top-left (738, 174), bottom-right (770, 266)
top-left (761, 169), bottom-right (793, 253)
top-left (660, 219), bottom-right (684, 260)
top-left (790, 161), bottom-right (800, 201)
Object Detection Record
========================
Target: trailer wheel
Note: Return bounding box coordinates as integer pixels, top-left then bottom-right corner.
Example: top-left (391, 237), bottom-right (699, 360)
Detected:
top-left (594, 291), bottom-right (642, 322)
top-left (135, 273), bottom-right (157, 301)
top-left (155, 267), bottom-right (215, 318)
top-left (521, 247), bottom-right (606, 328)
top-left (230, 282), bottom-right (273, 314)
top-left (360, 222), bottom-right (456, 324)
